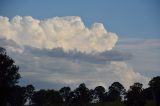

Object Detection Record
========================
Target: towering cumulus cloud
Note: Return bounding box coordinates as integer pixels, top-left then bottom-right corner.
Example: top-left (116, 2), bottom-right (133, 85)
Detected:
top-left (0, 16), bottom-right (118, 53)
top-left (0, 16), bottom-right (149, 89)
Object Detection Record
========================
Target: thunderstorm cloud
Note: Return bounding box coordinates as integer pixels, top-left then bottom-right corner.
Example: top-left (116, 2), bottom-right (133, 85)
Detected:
top-left (0, 16), bottom-right (149, 89)
top-left (0, 16), bottom-right (118, 54)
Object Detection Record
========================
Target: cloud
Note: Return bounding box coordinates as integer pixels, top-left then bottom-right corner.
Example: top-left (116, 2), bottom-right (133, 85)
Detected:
top-left (18, 55), bottom-right (149, 89)
top-left (23, 46), bottom-right (132, 64)
top-left (0, 37), bottom-right (132, 65)
top-left (0, 39), bottom-right (148, 89)
top-left (117, 38), bottom-right (160, 77)
top-left (0, 16), bottom-right (118, 54)
top-left (0, 38), bottom-right (23, 53)
top-left (0, 16), bottom-right (150, 90)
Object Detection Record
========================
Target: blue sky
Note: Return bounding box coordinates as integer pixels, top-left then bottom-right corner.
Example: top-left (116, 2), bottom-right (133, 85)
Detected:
top-left (0, 0), bottom-right (160, 89)
top-left (0, 0), bottom-right (160, 38)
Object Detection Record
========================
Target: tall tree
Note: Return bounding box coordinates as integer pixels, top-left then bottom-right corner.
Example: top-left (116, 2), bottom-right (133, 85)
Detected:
top-left (0, 47), bottom-right (20, 106)
top-left (32, 89), bottom-right (47, 106)
top-left (8, 85), bottom-right (27, 106)
top-left (0, 47), bottom-right (20, 87)
top-left (107, 82), bottom-right (126, 102)
top-left (149, 76), bottom-right (160, 106)
top-left (59, 86), bottom-right (71, 104)
top-left (125, 82), bottom-right (145, 106)
top-left (94, 86), bottom-right (105, 102)
top-left (70, 83), bottom-right (91, 105)
top-left (26, 84), bottom-right (35, 106)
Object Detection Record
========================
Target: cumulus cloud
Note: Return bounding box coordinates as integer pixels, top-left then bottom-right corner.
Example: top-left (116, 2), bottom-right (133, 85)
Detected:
top-left (0, 16), bottom-right (150, 90)
top-left (0, 40), bottom-right (148, 89)
top-left (0, 16), bottom-right (118, 54)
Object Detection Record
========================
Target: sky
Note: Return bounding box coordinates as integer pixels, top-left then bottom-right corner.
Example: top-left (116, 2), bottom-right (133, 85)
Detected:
top-left (0, 0), bottom-right (160, 90)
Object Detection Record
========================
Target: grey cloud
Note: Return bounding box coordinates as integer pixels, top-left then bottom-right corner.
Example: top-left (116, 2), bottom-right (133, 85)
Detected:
top-left (0, 38), bottom-right (148, 89)
top-left (117, 38), bottom-right (160, 77)
top-left (24, 46), bottom-right (133, 64)
top-left (0, 37), bottom-right (21, 48)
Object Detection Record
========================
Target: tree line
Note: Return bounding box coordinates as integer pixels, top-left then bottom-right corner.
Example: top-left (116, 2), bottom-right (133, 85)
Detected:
top-left (0, 47), bottom-right (160, 106)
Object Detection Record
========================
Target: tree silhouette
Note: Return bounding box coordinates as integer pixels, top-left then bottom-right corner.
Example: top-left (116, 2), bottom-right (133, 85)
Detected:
top-left (69, 83), bottom-right (91, 105)
top-left (26, 84), bottom-right (35, 106)
top-left (107, 82), bottom-right (125, 102)
top-left (45, 89), bottom-right (63, 105)
top-left (0, 47), bottom-right (20, 87)
top-left (142, 87), bottom-right (153, 100)
top-left (0, 47), bottom-right (21, 106)
top-left (32, 89), bottom-right (63, 106)
top-left (149, 76), bottom-right (160, 106)
top-left (59, 86), bottom-right (71, 104)
top-left (32, 89), bottom-right (47, 106)
top-left (94, 86), bottom-right (105, 102)
top-left (8, 85), bottom-right (27, 106)
top-left (125, 82), bottom-right (146, 106)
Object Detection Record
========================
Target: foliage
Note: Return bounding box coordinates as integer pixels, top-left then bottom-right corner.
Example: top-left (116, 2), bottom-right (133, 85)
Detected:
top-left (94, 86), bottom-right (105, 102)
top-left (59, 86), bottom-right (71, 103)
top-left (32, 89), bottom-right (63, 106)
top-left (107, 82), bottom-right (126, 102)
top-left (125, 82), bottom-right (146, 106)
top-left (0, 47), bottom-right (21, 105)
top-left (149, 76), bottom-right (160, 106)
top-left (68, 83), bottom-right (91, 105)
top-left (26, 84), bottom-right (35, 105)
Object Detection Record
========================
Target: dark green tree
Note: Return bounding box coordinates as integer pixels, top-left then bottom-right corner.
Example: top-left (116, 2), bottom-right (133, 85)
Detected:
top-left (45, 89), bottom-right (63, 105)
top-left (125, 82), bottom-right (145, 106)
top-left (32, 89), bottom-right (47, 106)
top-left (149, 76), bottom-right (160, 106)
top-left (8, 85), bottom-right (27, 106)
top-left (69, 83), bottom-right (91, 105)
top-left (59, 86), bottom-right (71, 104)
top-left (0, 47), bottom-right (20, 87)
top-left (26, 84), bottom-right (35, 106)
top-left (142, 87), bottom-right (153, 100)
top-left (32, 89), bottom-right (63, 106)
top-left (94, 86), bottom-right (105, 102)
top-left (107, 82), bottom-right (125, 102)
top-left (0, 47), bottom-right (20, 106)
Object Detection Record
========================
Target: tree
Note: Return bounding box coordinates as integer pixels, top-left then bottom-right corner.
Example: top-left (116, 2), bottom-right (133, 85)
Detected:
top-left (69, 83), bottom-right (91, 105)
top-left (0, 47), bottom-right (20, 87)
top-left (59, 86), bottom-right (71, 104)
top-left (94, 86), bottom-right (105, 102)
top-left (0, 47), bottom-right (21, 106)
top-left (32, 89), bottom-right (47, 106)
top-left (107, 82), bottom-right (125, 102)
top-left (149, 76), bottom-right (160, 106)
top-left (45, 89), bottom-right (63, 105)
top-left (32, 89), bottom-right (63, 106)
top-left (8, 85), bottom-right (27, 106)
top-left (125, 82), bottom-right (145, 106)
top-left (26, 84), bottom-right (35, 105)
top-left (142, 87), bottom-right (153, 100)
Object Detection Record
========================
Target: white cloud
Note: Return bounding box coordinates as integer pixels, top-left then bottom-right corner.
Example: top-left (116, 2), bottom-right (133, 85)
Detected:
top-left (5, 45), bottom-right (148, 89)
top-left (0, 16), bottom-right (151, 90)
top-left (110, 62), bottom-right (149, 89)
top-left (0, 16), bottom-right (118, 54)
